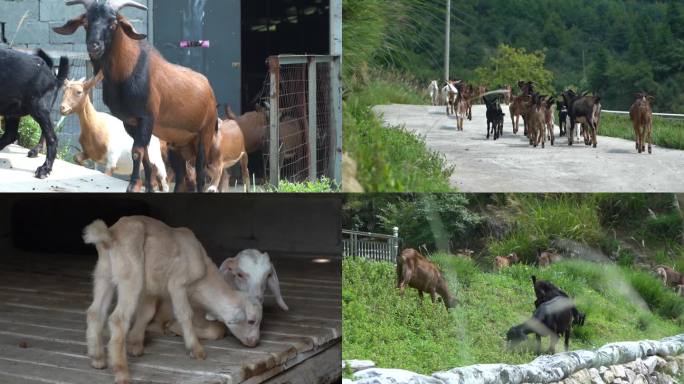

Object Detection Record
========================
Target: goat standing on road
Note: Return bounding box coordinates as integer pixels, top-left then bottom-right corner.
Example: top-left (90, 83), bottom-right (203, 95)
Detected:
top-left (429, 80), bottom-right (440, 106)
top-left (629, 93), bottom-right (654, 154)
top-left (561, 90), bottom-right (601, 148)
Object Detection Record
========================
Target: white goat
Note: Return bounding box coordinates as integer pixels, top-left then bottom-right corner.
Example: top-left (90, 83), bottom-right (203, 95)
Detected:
top-left (429, 80), bottom-right (440, 106)
top-left (83, 216), bottom-right (260, 384)
top-left (61, 74), bottom-right (169, 191)
top-left (149, 249), bottom-right (288, 343)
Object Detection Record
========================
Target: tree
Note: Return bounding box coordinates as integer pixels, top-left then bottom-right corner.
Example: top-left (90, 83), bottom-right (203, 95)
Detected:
top-left (474, 44), bottom-right (554, 95)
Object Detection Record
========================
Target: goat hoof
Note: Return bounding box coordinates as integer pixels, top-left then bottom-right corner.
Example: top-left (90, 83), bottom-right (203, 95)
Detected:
top-left (127, 341), bottom-right (144, 357)
top-left (90, 357), bottom-right (107, 369)
top-left (27, 149), bottom-right (39, 158)
top-left (34, 166), bottom-right (51, 179)
top-left (206, 186), bottom-right (219, 193)
top-left (126, 183), bottom-right (141, 193)
top-left (190, 345), bottom-right (206, 360)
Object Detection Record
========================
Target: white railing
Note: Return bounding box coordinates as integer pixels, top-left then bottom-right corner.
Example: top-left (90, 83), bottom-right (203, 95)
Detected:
top-left (342, 227), bottom-right (400, 263)
top-left (602, 110), bottom-right (684, 119)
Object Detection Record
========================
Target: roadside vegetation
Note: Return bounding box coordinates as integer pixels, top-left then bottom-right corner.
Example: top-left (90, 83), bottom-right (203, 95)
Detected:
top-left (342, 194), bottom-right (684, 374)
top-left (599, 114), bottom-right (684, 151)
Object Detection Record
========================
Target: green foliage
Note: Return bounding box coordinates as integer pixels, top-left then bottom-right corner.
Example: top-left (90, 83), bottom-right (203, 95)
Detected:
top-left (474, 45), bottom-right (554, 95)
top-left (343, 257), bottom-right (682, 374)
top-left (0, 117), bottom-right (43, 150)
top-left (270, 177), bottom-right (337, 193)
top-left (598, 114), bottom-right (684, 151)
top-left (343, 74), bottom-right (454, 192)
top-left (377, 194), bottom-right (482, 252)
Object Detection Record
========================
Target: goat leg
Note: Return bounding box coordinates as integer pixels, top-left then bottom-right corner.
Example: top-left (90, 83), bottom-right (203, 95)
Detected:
top-left (0, 117), bottom-right (20, 151)
top-left (126, 296), bottom-right (157, 357)
top-left (647, 122), bottom-right (653, 154)
top-left (28, 133), bottom-right (46, 158)
top-left (30, 109), bottom-right (57, 179)
top-left (564, 330), bottom-right (570, 352)
top-left (535, 334), bottom-right (542, 355)
top-left (108, 278), bottom-right (143, 384)
top-left (548, 333), bottom-right (559, 355)
top-left (86, 259), bottom-right (115, 369)
top-left (169, 287), bottom-right (206, 360)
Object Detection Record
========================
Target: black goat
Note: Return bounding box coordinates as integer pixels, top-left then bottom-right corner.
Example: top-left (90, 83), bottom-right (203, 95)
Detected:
top-left (531, 276), bottom-right (586, 326)
top-left (506, 296), bottom-right (574, 355)
top-left (0, 48), bottom-right (69, 178)
top-left (561, 90), bottom-right (601, 147)
top-left (556, 101), bottom-right (568, 137)
top-left (484, 95), bottom-right (505, 140)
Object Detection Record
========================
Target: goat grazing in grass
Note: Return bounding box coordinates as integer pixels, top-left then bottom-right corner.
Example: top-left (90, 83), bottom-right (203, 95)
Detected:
top-left (494, 252), bottom-right (519, 271)
top-left (562, 90), bottom-right (601, 147)
top-left (206, 118), bottom-right (250, 192)
top-left (655, 266), bottom-right (684, 287)
top-left (629, 92), bottom-right (654, 154)
top-left (0, 48), bottom-right (69, 178)
top-left (60, 73), bottom-right (168, 191)
top-left (397, 248), bottom-right (457, 309)
top-left (536, 249), bottom-right (563, 267)
top-left (83, 216), bottom-right (261, 384)
top-left (55, 0), bottom-right (220, 192)
top-left (506, 296), bottom-right (574, 355)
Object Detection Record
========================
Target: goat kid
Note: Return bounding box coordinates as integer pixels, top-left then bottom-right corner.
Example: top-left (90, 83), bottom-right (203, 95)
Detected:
top-left (494, 252), bottom-right (519, 271)
top-left (206, 118), bottom-right (250, 192)
top-left (83, 216), bottom-right (260, 384)
top-left (60, 74), bottom-right (168, 191)
top-left (397, 248), bottom-right (457, 309)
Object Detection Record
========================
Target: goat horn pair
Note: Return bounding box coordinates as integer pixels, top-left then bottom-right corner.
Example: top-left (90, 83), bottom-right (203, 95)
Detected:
top-left (107, 0), bottom-right (148, 12)
top-left (65, 0), bottom-right (95, 8)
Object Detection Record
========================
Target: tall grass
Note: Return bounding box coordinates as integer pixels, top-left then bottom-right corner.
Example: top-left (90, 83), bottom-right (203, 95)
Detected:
top-left (343, 257), bottom-right (682, 375)
top-left (599, 114), bottom-right (684, 150)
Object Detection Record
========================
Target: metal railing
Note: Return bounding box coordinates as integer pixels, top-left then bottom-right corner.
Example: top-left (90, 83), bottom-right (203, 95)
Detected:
top-left (342, 227), bottom-right (400, 263)
top-left (602, 110), bottom-right (684, 119)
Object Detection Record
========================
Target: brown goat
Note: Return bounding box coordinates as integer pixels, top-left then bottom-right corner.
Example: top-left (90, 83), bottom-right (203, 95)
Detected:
top-left (629, 93), bottom-right (654, 154)
top-left (528, 95), bottom-right (546, 148)
top-left (510, 95), bottom-right (530, 135)
top-left (503, 84), bottom-right (512, 105)
top-left (396, 248), bottom-right (456, 309)
top-left (476, 85), bottom-right (487, 104)
top-left (206, 118), bottom-right (250, 192)
top-left (494, 252), bottom-right (520, 271)
top-left (225, 106), bottom-right (268, 154)
top-left (54, 0), bottom-right (220, 192)
top-left (537, 250), bottom-right (563, 267)
top-left (655, 266), bottom-right (684, 287)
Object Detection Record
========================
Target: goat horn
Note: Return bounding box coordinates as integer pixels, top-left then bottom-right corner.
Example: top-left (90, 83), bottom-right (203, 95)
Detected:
top-left (107, 0), bottom-right (148, 12)
top-left (65, 0), bottom-right (95, 9)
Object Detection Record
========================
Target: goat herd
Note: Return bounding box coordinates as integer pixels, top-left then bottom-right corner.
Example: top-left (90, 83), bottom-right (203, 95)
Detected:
top-left (429, 79), bottom-right (655, 153)
top-left (82, 215), bottom-right (288, 384)
top-left (396, 247), bottom-right (683, 356)
top-left (0, 0), bottom-right (301, 192)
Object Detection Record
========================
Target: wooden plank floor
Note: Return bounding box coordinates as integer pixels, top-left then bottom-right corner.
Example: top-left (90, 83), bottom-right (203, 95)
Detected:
top-left (0, 251), bottom-right (341, 384)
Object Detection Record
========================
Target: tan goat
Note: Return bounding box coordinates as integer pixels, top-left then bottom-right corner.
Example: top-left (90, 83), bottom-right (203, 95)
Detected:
top-left (206, 118), bottom-right (250, 192)
top-left (397, 248), bottom-right (457, 309)
top-left (629, 93), bottom-right (654, 154)
top-left (494, 252), bottom-right (520, 271)
top-left (537, 250), bottom-right (563, 267)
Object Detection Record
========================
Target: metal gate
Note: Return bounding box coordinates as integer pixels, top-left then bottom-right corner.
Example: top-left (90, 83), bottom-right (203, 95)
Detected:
top-left (263, 54), bottom-right (342, 185)
top-left (342, 228), bottom-right (400, 263)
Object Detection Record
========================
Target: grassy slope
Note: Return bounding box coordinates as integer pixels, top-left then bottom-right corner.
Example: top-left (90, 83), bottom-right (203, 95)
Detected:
top-left (343, 256), bottom-right (683, 375)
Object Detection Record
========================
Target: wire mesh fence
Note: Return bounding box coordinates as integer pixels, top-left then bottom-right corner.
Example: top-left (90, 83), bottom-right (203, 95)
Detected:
top-left (261, 55), bottom-right (339, 185)
top-left (342, 228), bottom-right (400, 264)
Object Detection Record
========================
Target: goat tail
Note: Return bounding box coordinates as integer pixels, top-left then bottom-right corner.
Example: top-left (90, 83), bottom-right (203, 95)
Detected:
top-left (83, 219), bottom-right (112, 248)
top-left (56, 56), bottom-right (70, 84)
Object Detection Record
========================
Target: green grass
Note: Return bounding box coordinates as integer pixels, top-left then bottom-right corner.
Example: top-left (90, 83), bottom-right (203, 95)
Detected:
top-left (343, 73), bottom-right (454, 192)
top-left (343, 256), bottom-right (683, 375)
top-left (268, 177), bottom-right (338, 193)
top-left (599, 114), bottom-right (684, 150)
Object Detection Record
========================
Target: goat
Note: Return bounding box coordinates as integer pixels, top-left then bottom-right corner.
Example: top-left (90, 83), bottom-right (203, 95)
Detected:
top-left (429, 80), bottom-right (440, 106)
top-left (396, 248), bottom-right (457, 309)
top-left (528, 94), bottom-right (546, 148)
top-left (536, 250), bottom-right (563, 267)
top-left (148, 249), bottom-right (288, 344)
top-left (206, 118), bottom-right (250, 192)
top-left (60, 73), bottom-right (168, 191)
top-left (629, 93), bottom-right (654, 154)
top-left (561, 90), bottom-right (601, 147)
top-left (455, 248), bottom-right (474, 259)
top-left (557, 101), bottom-right (568, 137)
top-left (503, 84), bottom-right (512, 105)
top-left (0, 48), bottom-right (69, 178)
top-left (224, 105), bottom-right (267, 155)
top-left (444, 81), bottom-right (459, 116)
top-left (83, 216), bottom-right (260, 384)
top-left (506, 296), bottom-right (574, 355)
top-left (509, 95), bottom-right (528, 135)
top-left (484, 94), bottom-right (505, 140)
top-left (462, 83), bottom-right (474, 121)
top-left (543, 97), bottom-right (555, 146)
top-left (54, 0), bottom-right (220, 193)
top-left (493, 252), bottom-right (519, 271)
top-left (476, 85), bottom-right (487, 104)
top-left (655, 266), bottom-right (684, 287)
top-left (531, 276), bottom-right (585, 326)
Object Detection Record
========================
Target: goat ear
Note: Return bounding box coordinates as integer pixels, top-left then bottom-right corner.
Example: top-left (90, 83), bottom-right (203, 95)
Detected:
top-left (53, 14), bottom-right (86, 35)
top-left (268, 262), bottom-right (289, 311)
top-left (117, 16), bottom-right (147, 40)
top-left (218, 257), bottom-right (238, 277)
top-left (84, 71), bottom-right (103, 90)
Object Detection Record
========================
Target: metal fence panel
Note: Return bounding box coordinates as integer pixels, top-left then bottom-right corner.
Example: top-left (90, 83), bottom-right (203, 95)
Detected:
top-left (342, 228), bottom-right (400, 264)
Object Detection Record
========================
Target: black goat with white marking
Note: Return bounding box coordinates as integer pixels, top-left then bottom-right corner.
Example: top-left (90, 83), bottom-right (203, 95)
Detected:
top-left (484, 95), bottom-right (505, 140)
top-left (0, 48), bottom-right (69, 178)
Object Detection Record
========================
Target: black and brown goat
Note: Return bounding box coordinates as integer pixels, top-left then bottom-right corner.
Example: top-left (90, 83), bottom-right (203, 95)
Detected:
top-left (561, 90), bottom-right (601, 148)
top-left (54, 0), bottom-right (218, 192)
top-left (396, 248), bottom-right (457, 309)
top-left (0, 48), bottom-right (69, 178)
top-left (506, 295), bottom-right (574, 355)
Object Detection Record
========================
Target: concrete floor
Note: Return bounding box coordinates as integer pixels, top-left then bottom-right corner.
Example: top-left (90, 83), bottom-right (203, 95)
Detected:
top-left (374, 104), bottom-right (684, 192)
top-left (0, 251), bottom-right (341, 384)
top-left (0, 145), bottom-right (129, 192)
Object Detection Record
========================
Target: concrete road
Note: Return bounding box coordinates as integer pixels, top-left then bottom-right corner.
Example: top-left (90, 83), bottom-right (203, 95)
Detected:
top-left (374, 104), bottom-right (684, 192)
top-left (0, 144), bottom-right (129, 192)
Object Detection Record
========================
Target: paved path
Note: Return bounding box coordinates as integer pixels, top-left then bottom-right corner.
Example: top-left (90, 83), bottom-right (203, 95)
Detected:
top-left (374, 104), bottom-right (684, 192)
top-left (0, 144), bottom-right (129, 192)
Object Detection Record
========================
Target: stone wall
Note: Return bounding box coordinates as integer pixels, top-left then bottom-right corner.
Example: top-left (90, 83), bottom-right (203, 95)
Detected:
top-left (344, 334), bottom-right (684, 384)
